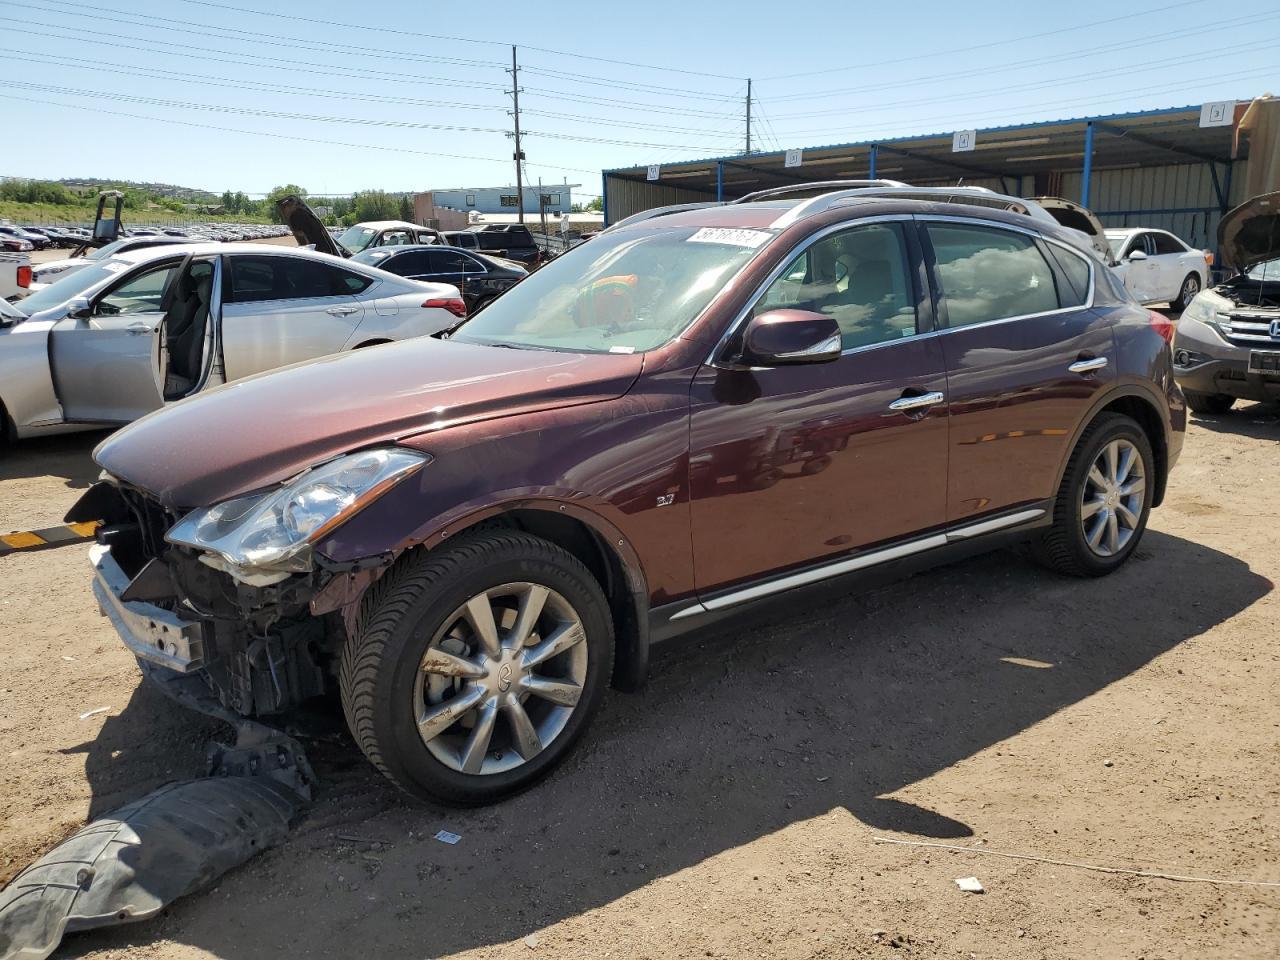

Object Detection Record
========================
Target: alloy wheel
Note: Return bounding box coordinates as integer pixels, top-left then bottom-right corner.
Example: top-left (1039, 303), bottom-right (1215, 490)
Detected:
top-left (1180, 275), bottom-right (1200, 307)
top-left (411, 582), bottom-right (588, 776)
top-left (1079, 438), bottom-right (1146, 557)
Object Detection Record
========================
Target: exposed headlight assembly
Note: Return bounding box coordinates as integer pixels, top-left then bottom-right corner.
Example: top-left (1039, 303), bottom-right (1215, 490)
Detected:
top-left (166, 447), bottom-right (429, 575)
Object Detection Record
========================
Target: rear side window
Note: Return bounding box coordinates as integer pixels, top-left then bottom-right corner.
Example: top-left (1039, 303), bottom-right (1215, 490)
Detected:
top-left (1151, 232), bottom-right (1184, 255)
top-left (926, 224), bottom-right (1062, 327)
top-left (226, 256), bottom-right (373, 303)
top-left (429, 250), bottom-right (480, 273)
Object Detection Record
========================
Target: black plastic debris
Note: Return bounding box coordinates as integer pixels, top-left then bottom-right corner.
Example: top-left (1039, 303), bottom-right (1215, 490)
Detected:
top-left (0, 776), bottom-right (303, 960)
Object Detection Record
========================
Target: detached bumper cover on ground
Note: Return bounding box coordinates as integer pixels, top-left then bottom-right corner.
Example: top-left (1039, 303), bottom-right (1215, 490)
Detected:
top-left (0, 777), bottom-right (303, 960)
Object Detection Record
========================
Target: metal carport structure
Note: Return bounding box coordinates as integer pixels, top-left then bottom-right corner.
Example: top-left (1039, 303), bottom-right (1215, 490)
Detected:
top-left (602, 97), bottom-right (1279, 255)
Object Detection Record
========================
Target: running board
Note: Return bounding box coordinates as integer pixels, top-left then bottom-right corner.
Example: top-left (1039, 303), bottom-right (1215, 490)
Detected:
top-left (671, 508), bottom-right (1046, 620)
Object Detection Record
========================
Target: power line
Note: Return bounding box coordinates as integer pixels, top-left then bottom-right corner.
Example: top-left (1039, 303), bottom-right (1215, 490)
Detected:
top-left (762, 34), bottom-right (1280, 124)
top-left (0, 92), bottom-right (604, 176)
top-left (163, 0), bottom-right (745, 80)
top-left (758, 0), bottom-right (1209, 80)
top-left (5, 0), bottom-right (504, 70)
top-left (763, 9), bottom-right (1280, 103)
top-left (3, 81), bottom-right (737, 152)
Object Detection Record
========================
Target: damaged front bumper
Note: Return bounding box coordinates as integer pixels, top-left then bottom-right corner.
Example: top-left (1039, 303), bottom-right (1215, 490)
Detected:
top-left (90, 544), bottom-right (205, 673)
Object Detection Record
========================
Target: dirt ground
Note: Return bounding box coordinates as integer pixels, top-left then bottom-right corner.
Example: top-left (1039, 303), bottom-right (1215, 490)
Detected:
top-left (1, 405), bottom-right (1277, 960)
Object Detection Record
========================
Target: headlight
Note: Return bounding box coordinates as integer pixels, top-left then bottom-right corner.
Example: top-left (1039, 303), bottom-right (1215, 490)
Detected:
top-left (1179, 295), bottom-right (1215, 326)
top-left (166, 447), bottom-right (429, 572)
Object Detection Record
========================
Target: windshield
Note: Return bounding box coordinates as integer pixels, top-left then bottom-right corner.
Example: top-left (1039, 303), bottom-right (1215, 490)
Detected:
top-left (1246, 258), bottom-right (1280, 280)
top-left (450, 225), bottom-right (771, 354)
top-left (351, 249), bottom-right (394, 267)
top-left (1105, 233), bottom-right (1129, 257)
top-left (84, 238), bottom-right (137, 261)
top-left (15, 259), bottom-right (131, 315)
top-left (337, 225), bottom-right (378, 253)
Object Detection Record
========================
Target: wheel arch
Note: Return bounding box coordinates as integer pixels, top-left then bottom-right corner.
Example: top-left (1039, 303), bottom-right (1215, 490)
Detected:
top-left (353, 499), bottom-right (651, 693)
top-left (1057, 385), bottom-right (1170, 508)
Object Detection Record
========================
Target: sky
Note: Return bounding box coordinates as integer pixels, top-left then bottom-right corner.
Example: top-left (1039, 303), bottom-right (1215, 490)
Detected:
top-left (1, 0), bottom-right (1276, 202)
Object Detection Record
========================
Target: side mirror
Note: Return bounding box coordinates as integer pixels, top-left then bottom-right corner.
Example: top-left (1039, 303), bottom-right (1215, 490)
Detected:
top-left (67, 296), bottom-right (92, 320)
top-left (1127, 249), bottom-right (1148, 262)
top-left (741, 309), bottom-right (842, 366)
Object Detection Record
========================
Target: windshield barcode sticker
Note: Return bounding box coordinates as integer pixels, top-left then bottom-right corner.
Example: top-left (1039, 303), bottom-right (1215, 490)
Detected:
top-left (687, 227), bottom-right (771, 248)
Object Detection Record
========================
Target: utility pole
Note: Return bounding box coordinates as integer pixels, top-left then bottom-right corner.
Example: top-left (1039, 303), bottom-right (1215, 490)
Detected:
top-left (508, 44), bottom-right (525, 224)
top-left (745, 77), bottom-right (752, 155)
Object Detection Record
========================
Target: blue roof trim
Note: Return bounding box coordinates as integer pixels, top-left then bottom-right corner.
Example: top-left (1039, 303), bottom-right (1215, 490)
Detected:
top-left (603, 102), bottom-right (1220, 175)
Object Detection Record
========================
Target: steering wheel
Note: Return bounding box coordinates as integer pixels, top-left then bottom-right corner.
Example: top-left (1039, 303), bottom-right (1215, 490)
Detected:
top-left (576, 274), bottom-right (637, 329)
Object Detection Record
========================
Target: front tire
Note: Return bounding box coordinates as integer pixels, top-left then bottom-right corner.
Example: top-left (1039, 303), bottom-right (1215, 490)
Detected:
top-left (1032, 413), bottom-right (1154, 577)
top-left (1173, 272), bottom-right (1201, 311)
top-left (1184, 390), bottom-right (1235, 414)
top-left (339, 530), bottom-right (614, 805)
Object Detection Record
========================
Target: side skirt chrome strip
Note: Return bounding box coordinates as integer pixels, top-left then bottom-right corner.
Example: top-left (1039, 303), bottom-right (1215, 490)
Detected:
top-left (670, 508), bottom-right (1046, 621)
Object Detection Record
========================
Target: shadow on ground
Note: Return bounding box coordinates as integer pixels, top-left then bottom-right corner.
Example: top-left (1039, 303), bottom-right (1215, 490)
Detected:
top-left (0, 429), bottom-right (111, 489)
top-left (1189, 400), bottom-right (1280, 439)
top-left (61, 529), bottom-right (1270, 958)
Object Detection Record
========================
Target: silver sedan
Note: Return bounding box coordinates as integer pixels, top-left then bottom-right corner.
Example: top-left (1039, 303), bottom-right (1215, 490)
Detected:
top-left (0, 243), bottom-right (465, 440)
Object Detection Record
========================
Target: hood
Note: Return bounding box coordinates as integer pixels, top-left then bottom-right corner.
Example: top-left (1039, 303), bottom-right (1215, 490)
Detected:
top-left (93, 337), bottom-right (643, 509)
top-left (276, 195), bottom-right (346, 258)
top-left (1030, 197), bottom-right (1114, 263)
top-left (1217, 191), bottom-right (1280, 272)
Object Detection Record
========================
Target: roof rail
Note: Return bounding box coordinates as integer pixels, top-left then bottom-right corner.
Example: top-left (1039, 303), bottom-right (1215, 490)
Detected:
top-left (602, 201), bottom-right (721, 233)
top-left (768, 184), bottom-right (1050, 229)
top-left (732, 180), bottom-right (908, 204)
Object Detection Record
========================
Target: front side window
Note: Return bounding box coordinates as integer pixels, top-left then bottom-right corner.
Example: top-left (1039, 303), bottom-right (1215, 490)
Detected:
top-left (451, 225), bottom-right (768, 354)
top-left (379, 230), bottom-right (414, 246)
top-left (757, 223), bottom-right (917, 351)
top-left (381, 251), bottom-right (431, 276)
top-left (1125, 233), bottom-right (1151, 258)
top-left (927, 223), bottom-right (1062, 327)
top-left (1151, 232), bottom-right (1185, 255)
top-left (95, 261), bottom-right (179, 316)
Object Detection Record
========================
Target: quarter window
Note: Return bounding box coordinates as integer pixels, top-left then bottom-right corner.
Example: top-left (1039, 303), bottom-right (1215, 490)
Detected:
top-left (758, 223), bottom-right (917, 351)
top-left (926, 223), bottom-right (1062, 327)
top-left (1045, 243), bottom-right (1092, 308)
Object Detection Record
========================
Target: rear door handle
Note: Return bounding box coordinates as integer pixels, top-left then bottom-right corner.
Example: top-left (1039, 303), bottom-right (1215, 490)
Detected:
top-left (888, 390), bottom-right (945, 412)
top-left (1068, 356), bottom-right (1108, 375)
top-left (326, 306), bottom-right (359, 316)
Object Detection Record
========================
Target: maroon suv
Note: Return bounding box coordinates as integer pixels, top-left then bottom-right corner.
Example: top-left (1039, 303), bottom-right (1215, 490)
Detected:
top-left (75, 186), bottom-right (1185, 805)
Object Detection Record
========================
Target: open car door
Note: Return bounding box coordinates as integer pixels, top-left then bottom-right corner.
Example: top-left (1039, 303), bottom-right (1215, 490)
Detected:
top-left (48, 256), bottom-right (182, 423)
top-left (277, 195), bottom-right (347, 258)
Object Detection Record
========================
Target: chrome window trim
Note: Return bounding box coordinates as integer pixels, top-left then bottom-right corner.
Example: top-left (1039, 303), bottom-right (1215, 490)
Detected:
top-left (918, 216), bottom-right (1096, 334)
top-left (704, 214), bottom-right (918, 368)
top-left (670, 507), bottom-right (1047, 620)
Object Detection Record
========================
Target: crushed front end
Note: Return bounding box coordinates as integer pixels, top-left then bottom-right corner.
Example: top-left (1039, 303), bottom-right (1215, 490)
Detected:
top-left (76, 479), bottom-right (338, 717)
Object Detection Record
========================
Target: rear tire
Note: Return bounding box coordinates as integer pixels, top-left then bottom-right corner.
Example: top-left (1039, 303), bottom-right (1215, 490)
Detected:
top-left (1032, 413), bottom-right (1154, 578)
top-left (1183, 390), bottom-right (1234, 414)
top-left (339, 530), bottom-right (614, 806)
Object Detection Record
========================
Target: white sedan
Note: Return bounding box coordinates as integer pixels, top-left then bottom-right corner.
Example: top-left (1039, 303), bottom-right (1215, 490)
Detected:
top-left (1105, 228), bottom-right (1210, 310)
top-left (0, 243), bottom-right (464, 441)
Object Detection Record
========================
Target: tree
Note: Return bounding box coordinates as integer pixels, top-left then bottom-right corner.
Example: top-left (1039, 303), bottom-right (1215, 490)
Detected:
top-left (585, 196), bottom-right (604, 212)
top-left (352, 190), bottom-right (399, 222)
top-left (264, 184), bottom-right (307, 222)
top-left (398, 193), bottom-right (414, 222)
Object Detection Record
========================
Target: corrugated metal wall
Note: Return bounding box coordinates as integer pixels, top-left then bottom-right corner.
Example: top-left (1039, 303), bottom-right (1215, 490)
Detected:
top-left (604, 175), bottom-right (715, 222)
top-left (1061, 160), bottom-right (1250, 251)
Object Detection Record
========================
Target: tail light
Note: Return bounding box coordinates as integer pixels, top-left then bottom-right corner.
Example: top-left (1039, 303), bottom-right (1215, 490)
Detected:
top-left (16, 265), bottom-right (31, 289)
top-left (1149, 310), bottom-right (1176, 345)
top-left (423, 297), bottom-right (466, 318)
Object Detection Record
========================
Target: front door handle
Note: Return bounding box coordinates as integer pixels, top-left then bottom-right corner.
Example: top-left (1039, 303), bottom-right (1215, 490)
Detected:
top-left (326, 306), bottom-right (359, 316)
top-left (126, 322), bottom-right (153, 335)
top-left (888, 390), bottom-right (945, 412)
top-left (1068, 356), bottom-right (1108, 375)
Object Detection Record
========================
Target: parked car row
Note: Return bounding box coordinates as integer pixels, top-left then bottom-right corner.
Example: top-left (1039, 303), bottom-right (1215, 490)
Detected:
top-left (73, 181), bottom-right (1189, 808)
